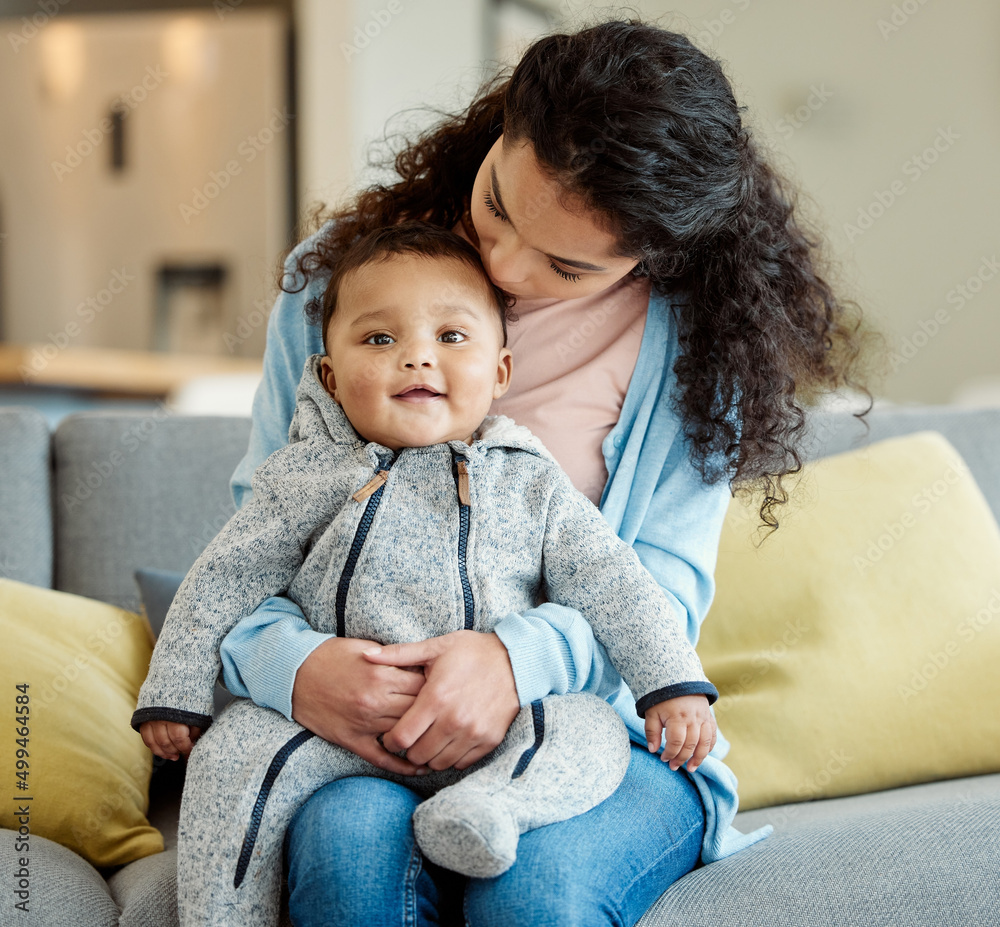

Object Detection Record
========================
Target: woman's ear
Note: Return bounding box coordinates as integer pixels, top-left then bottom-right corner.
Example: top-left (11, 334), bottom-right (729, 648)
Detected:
top-left (493, 347), bottom-right (513, 399)
top-left (319, 355), bottom-right (340, 404)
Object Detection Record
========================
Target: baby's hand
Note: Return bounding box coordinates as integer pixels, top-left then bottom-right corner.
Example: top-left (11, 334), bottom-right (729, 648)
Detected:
top-left (139, 720), bottom-right (203, 761)
top-left (643, 694), bottom-right (717, 773)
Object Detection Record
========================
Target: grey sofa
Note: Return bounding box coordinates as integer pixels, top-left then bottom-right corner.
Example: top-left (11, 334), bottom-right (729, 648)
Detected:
top-left (1, 402), bottom-right (999, 927)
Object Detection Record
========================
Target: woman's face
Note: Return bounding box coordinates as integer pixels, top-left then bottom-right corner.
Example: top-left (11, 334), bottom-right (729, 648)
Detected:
top-left (469, 135), bottom-right (640, 300)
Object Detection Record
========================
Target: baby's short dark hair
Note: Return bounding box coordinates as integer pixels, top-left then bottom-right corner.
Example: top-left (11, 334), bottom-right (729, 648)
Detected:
top-left (319, 222), bottom-right (512, 351)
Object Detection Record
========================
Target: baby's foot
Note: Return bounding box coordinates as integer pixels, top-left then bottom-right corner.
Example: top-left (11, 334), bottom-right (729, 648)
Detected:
top-left (412, 790), bottom-right (519, 878)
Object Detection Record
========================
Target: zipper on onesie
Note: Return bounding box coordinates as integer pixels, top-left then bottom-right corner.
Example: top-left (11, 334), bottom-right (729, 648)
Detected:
top-left (456, 460), bottom-right (470, 506)
top-left (452, 454), bottom-right (475, 630)
top-left (234, 728), bottom-right (315, 889)
top-left (337, 456), bottom-right (393, 637)
top-left (353, 470), bottom-right (389, 502)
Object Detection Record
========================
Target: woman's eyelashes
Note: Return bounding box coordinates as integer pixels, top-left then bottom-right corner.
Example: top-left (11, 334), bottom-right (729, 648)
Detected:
top-left (482, 188), bottom-right (582, 284)
top-left (483, 190), bottom-right (507, 222)
top-left (549, 263), bottom-right (581, 283)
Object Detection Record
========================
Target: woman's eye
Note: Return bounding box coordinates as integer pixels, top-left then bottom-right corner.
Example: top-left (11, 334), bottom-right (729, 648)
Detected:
top-left (483, 191), bottom-right (508, 222)
top-left (439, 330), bottom-right (467, 344)
top-left (364, 333), bottom-right (394, 345)
top-left (550, 262), bottom-right (581, 283)
top-left (484, 188), bottom-right (580, 283)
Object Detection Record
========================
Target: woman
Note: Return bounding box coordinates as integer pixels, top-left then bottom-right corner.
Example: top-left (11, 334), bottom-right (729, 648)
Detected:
top-left (220, 19), bottom-right (874, 927)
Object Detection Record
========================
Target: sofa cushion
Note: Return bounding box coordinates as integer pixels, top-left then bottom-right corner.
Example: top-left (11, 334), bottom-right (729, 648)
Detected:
top-left (53, 413), bottom-right (251, 610)
top-left (0, 579), bottom-right (162, 868)
top-left (133, 568), bottom-right (187, 637)
top-left (0, 828), bottom-right (120, 927)
top-left (699, 431), bottom-right (1000, 809)
top-left (805, 406), bottom-right (1000, 521)
top-left (107, 848), bottom-right (179, 927)
top-left (0, 407), bottom-right (52, 589)
top-left (638, 773), bottom-right (1000, 927)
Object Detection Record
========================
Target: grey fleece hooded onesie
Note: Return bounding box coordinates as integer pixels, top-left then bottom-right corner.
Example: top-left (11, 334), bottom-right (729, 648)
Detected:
top-left (132, 355), bottom-right (718, 927)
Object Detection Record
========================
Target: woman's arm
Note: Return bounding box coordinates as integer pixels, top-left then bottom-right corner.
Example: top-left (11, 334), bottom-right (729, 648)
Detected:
top-left (219, 596), bottom-right (327, 720)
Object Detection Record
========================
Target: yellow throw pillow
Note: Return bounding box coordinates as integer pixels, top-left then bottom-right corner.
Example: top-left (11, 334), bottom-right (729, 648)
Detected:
top-left (700, 431), bottom-right (1000, 811)
top-left (0, 579), bottom-right (163, 867)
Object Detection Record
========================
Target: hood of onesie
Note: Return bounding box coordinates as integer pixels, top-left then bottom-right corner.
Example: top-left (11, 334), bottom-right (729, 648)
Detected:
top-left (287, 354), bottom-right (556, 463)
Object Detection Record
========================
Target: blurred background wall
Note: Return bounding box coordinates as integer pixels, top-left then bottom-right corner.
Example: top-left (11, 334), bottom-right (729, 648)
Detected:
top-left (0, 0), bottom-right (997, 412)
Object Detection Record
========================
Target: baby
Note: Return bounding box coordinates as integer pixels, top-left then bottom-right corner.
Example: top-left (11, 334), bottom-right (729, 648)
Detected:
top-left (133, 222), bottom-right (718, 927)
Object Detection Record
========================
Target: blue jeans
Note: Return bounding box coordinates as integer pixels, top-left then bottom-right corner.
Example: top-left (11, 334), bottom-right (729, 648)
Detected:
top-left (283, 744), bottom-right (705, 927)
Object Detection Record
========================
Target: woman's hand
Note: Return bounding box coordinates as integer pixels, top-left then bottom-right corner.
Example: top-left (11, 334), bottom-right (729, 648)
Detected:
top-left (291, 636), bottom-right (428, 776)
top-left (362, 630), bottom-right (520, 772)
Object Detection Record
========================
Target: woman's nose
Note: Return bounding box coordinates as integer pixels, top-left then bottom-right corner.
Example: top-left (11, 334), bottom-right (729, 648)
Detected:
top-left (485, 231), bottom-right (529, 286)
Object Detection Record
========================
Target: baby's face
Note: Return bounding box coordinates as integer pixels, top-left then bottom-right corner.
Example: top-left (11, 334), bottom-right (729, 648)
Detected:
top-left (320, 253), bottom-right (513, 451)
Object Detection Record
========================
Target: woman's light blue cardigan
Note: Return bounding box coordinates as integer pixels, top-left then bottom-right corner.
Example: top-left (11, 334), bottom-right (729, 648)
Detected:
top-left (221, 230), bottom-right (771, 863)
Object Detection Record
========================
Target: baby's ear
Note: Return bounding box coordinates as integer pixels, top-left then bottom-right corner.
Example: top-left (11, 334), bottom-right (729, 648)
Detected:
top-left (493, 347), bottom-right (513, 399)
top-left (319, 356), bottom-right (341, 404)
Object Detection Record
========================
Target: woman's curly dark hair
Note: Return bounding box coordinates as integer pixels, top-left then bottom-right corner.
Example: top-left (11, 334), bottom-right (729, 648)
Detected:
top-left (285, 19), bottom-right (881, 532)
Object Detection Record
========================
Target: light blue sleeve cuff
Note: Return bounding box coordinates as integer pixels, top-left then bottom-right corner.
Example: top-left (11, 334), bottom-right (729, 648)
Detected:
top-left (220, 596), bottom-right (331, 721)
top-left (493, 602), bottom-right (624, 707)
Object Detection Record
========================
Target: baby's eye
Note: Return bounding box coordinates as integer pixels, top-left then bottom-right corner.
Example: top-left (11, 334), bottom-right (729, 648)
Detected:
top-left (364, 333), bottom-right (394, 345)
top-left (439, 330), bottom-right (467, 344)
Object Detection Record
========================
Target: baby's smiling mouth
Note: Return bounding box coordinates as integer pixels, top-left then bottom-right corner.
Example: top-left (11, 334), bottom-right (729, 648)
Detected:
top-left (395, 385), bottom-right (443, 401)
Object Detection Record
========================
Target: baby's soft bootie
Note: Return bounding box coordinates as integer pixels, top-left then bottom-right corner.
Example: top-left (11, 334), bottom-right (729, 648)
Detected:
top-left (412, 787), bottom-right (520, 877)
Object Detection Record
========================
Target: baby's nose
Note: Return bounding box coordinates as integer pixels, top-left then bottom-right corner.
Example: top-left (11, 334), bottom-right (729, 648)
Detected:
top-left (402, 342), bottom-right (436, 368)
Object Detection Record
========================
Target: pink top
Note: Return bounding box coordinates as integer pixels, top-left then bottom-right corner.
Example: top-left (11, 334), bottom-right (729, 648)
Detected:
top-left (452, 216), bottom-right (650, 504)
top-left (490, 275), bottom-right (650, 505)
